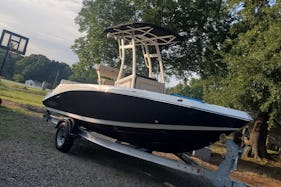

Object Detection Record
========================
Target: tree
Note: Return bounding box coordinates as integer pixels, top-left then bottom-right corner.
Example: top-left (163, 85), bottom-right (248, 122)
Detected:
top-left (72, 0), bottom-right (231, 82)
top-left (71, 0), bottom-right (137, 83)
top-left (134, 0), bottom-right (230, 78)
top-left (69, 62), bottom-right (97, 83)
top-left (204, 1), bottom-right (281, 158)
top-left (249, 112), bottom-right (269, 159)
top-left (167, 78), bottom-right (204, 100)
top-left (0, 50), bottom-right (72, 86)
top-left (14, 54), bottom-right (72, 86)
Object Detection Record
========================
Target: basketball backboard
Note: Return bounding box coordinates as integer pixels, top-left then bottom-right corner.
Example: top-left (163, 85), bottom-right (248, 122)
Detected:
top-left (0, 29), bottom-right (29, 55)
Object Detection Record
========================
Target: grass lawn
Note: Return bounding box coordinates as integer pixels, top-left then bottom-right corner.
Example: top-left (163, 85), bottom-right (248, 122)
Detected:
top-left (0, 79), bottom-right (53, 151)
top-left (0, 107), bottom-right (53, 148)
top-left (0, 78), bottom-right (47, 107)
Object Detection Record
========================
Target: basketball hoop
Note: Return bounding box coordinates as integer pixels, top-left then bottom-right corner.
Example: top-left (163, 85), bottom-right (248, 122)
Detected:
top-left (0, 29), bottom-right (29, 76)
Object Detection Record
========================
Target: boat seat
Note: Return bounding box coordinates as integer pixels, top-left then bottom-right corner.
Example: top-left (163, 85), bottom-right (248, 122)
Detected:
top-left (100, 78), bottom-right (115, 85)
top-left (115, 74), bottom-right (165, 93)
top-left (96, 64), bottom-right (123, 85)
top-left (135, 76), bottom-right (165, 93)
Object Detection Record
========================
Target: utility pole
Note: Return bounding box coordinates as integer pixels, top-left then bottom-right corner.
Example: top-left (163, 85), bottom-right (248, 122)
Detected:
top-left (53, 70), bottom-right (60, 88)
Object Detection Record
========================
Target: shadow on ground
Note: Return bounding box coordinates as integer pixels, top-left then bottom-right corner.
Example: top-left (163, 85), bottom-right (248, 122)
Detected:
top-left (69, 138), bottom-right (213, 187)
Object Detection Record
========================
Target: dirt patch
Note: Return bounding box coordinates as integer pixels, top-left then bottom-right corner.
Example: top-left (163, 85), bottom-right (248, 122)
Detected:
top-left (1, 99), bottom-right (45, 113)
top-left (231, 172), bottom-right (281, 187)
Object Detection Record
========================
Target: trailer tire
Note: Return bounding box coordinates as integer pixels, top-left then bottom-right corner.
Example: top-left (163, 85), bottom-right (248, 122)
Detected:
top-left (55, 122), bottom-right (74, 153)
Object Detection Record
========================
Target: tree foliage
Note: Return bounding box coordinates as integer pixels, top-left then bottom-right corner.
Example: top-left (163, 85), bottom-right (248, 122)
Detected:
top-left (72, 0), bottom-right (231, 82)
top-left (69, 62), bottom-right (97, 83)
top-left (0, 51), bottom-right (72, 87)
top-left (166, 78), bottom-right (204, 100)
top-left (135, 0), bottom-right (230, 78)
top-left (14, 54), bottom-right (72, 84)
top-left (71, 0), bottom-right (137, 83)
top-left (204, 1), bottom-right (281, 125)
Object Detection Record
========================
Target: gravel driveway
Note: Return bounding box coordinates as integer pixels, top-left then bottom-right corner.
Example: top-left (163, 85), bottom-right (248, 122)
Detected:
top-left (0, 108), bottom-right (213, 187)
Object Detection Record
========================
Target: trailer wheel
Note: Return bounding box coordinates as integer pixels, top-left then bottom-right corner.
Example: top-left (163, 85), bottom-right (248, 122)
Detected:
top-left (55, 122), bottom-right (74, 152)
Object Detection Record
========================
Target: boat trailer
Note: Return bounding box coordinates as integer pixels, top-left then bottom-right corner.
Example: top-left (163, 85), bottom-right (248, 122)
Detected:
top-left (47, 114), bottom-right (246, 187)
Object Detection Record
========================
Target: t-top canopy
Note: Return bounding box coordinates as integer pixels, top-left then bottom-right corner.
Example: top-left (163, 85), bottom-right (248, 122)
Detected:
top-left (104, 23), bottom-right (183, 46)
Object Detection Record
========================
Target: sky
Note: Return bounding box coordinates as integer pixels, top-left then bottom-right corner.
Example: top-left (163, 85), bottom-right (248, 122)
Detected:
top-left (0, 0), bottom-right (82, 65)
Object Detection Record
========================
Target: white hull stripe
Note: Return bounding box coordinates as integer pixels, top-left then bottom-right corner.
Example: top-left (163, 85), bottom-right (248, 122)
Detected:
top-left (46, 107), bottom-right (241, 131)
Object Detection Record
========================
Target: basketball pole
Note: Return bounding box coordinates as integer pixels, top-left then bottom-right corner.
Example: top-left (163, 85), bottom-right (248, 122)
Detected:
top-left (0, 47), bottom-right (9, 76)
top-left (0, 46), bottom-right (8, 106)
top-left (0, 46), bottom-right (7, 106)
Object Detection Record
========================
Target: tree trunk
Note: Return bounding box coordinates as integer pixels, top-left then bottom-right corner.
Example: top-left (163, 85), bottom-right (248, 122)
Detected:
top-left (248, 112), bottom-right (269, 159)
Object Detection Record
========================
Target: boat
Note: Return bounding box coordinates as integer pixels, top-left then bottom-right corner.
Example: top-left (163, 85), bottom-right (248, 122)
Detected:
top-left (43, 23), bottom-right (252, 153)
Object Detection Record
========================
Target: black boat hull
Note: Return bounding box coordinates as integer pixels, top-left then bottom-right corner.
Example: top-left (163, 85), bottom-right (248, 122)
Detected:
top-left (79, 120), bottom-right (229, 153)
top-left (43, 88), bottom-right (249, 153)
top-left (43, 90), bottom-right (246, 127)
top-left (43, 91), bottom-right (246, 153)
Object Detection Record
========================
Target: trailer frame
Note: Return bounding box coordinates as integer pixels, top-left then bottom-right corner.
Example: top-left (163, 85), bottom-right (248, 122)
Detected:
top-left (46, 114), bottom-right (246, 187)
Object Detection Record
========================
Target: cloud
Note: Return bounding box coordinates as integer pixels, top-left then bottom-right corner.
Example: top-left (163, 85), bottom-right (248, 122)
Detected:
top-left (0, 0), bottom-right (83, 65)
top-left (24, 0), bottom-right (82, 12)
